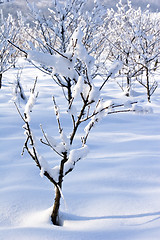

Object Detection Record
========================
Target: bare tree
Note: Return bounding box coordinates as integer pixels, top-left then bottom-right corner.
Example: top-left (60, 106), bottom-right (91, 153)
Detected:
top-left (12, 68), bottom-right (27, 103)
top-left (104, 0), bottom-right (160, 100)
top-left (9, 0), bottom-right (154, 227)
top-left (22, 0), bottom-right (114, 103)
top-left (130, 6), bottom-right (160, 102)
top-left (15, 26), bottom-right (140, 226)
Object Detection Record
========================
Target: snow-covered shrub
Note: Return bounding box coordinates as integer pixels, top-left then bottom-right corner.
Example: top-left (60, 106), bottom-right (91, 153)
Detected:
top-left (130, 7), bottom-right (160, 102)
top-left (104, 0), bottom-right (160, 101)
top-left (0, 9), bottom-right (22, 88)
top-left (17, 24), bottom-right (139, 226)
top-left (22, 0), bottom-right (115, 95)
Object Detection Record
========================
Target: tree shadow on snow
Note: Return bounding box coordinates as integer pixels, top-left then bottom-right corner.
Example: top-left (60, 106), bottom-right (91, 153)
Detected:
top-left (61, 211), bottom-right (160, 226)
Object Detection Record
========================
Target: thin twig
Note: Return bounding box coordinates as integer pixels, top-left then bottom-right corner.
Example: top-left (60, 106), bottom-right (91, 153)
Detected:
top-left (8, 40), bottom-right (28, 57)
top-left (108, 109), bottom-right (135, 114)
top-left (46, 43), bottom-right (71, 61)
top-left (53, 96), bottom-right (63, 134)
top-left (40, 124), bottom-right (63, 157)
top-left (14, 102), bottom-right (26, 122)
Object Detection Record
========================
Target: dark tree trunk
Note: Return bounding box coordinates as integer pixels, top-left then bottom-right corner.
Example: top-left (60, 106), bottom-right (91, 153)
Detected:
top-left (0, 73), bottom-right (2, 89)
top-left (51, 186), bottom-right (61, 225)
top-left (17, 80), bottom-right (27, 101)
top-left (51, 152), bottom-right (68, 225)
top-left (125, 75), bottom-right (130, 97)
top-left (67, 78), bottom-right (72, 104)
top-left (146, 67), bottom-right (151, 102)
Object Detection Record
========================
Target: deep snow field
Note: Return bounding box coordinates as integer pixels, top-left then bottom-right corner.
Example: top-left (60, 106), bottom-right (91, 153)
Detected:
top-left (0, 58), bottom-right (160, 240)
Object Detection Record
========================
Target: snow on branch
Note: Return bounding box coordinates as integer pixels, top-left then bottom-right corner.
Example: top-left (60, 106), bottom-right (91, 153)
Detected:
top-left (70, 27), bottom-right (95, 70)
top-left (53, 96), bottom-right (70, 153)
top-left (100, 59), bottom-right (123, 90)
top-left (108, 59), bottom-right (123, 79)
top-left (27, 49), bottom-right (76, 80)
top-left (64, 145), bottom-right (89, 175)
top-left (15, 81), bottom-right (59, 189)
top-left (72, 76), bottom-right (84, 98)
top-left (22, 119), bottom-right (58, 187)
top-left (39, 156), bottom-right (59, 182)
top-left (24, 78), bottom-right (38, 122)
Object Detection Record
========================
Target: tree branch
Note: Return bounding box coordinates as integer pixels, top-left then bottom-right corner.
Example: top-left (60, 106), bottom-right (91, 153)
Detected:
top-left (40, 124), bottom-right (63, 157)
top-left (8, 40), bottom-right (28, 57)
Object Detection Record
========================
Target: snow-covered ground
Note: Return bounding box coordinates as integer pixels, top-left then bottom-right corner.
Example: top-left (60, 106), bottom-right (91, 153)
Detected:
top-left (0, 59), bottom-right (160, 240)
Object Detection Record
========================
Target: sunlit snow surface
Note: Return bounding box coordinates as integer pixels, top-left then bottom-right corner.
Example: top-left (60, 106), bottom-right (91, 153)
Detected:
top-left (0, 59), bottom-right (160, 240)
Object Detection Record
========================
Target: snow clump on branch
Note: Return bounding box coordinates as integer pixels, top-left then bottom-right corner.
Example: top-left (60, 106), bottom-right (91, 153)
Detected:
top-left (64, 145), bottom-right (89, 174)
top-left (27, 50), bottom-right (76, 80)
top-left (68, 27), bottom-right (95, 71)
top-left (108, 59), bottom-right (123, 78)
top-left (39, 156), bottom-right (59, 181)
top-left (24, 92), bottom-right (36, 122)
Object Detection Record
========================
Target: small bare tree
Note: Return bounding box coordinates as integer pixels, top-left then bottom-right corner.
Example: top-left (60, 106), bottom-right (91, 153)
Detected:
top-left (15, 27), bottom-right (139, 226)
top-left (12, 68), bottom-right (27, 103)
top-left (131, 6), bottom-right (160, 102)
top-left (104, 0), bottom-right (137, 95)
